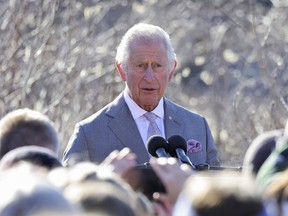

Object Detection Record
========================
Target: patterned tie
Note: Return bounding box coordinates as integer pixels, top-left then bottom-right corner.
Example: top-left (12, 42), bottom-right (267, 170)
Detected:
top-left (144, 112), bottom-right (161, 140)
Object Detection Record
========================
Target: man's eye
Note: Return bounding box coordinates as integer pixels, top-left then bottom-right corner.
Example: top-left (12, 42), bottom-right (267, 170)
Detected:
top-left (152, 63), bottom-right (162, 68)
top-left (137, 64), bottom-right (144, 68)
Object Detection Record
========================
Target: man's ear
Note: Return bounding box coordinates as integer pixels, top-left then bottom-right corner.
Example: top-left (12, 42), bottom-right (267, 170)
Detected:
top-left (168, 60), bottom-right (177, 81)
top-left (115, 61), bottom-right (126, 81)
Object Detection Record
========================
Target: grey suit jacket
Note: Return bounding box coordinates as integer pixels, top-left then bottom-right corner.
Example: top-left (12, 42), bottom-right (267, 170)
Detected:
top-left (62, 92), bottom-right (220, 166)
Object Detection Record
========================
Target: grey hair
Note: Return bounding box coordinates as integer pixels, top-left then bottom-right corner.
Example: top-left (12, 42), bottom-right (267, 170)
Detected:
top-left (115, 23), bottom-right (177, 70)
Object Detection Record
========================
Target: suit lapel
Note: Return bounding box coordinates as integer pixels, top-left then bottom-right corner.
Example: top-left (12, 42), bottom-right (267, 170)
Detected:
top-left (164, 98), bottom-right (184, 139)
top-left (106, 93), bottom-right (150, 163)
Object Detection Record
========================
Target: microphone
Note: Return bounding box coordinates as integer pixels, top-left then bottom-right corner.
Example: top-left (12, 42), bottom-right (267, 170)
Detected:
top-left (167, 135), bottom-right (196, 169)
top-left (147, 135), bottom-right (170, 158)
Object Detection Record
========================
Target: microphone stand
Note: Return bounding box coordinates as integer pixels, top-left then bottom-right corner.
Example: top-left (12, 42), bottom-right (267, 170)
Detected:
top-left (137, 162), bottom-right (242, 172)
top-left (194, 163), bottom-right (242, 172)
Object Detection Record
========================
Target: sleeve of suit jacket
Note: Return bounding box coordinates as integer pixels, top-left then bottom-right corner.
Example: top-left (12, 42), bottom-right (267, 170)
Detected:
top-left (203, 117), bottom-right (220, 166)
top-left (62, 123), bottom-right (90, 166)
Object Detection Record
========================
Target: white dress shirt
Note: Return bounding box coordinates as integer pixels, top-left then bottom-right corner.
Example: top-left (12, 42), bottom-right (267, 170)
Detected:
top-left (123, 90), bottom-right (165, 147)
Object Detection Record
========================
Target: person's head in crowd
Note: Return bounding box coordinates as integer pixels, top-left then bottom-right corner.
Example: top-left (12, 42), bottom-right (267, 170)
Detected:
top-left (49, 161), bottom-right (133, 188)
top-left (0, 145), bottom-right (62, 171)
top-left (256, 134), bottom-right (288, 192)
top-left (243, 129), bottom-right (283, 177)
top-left (48, 161), bottom-right (155, 216)
top-left (115, 23), bottom-right (177, 112)
top-left (173, 172), bottom-right (267, 216)
top-left (0, 108), bottom-right (60, 159)
top-left (64, 180), bottom-right (137, 216)
top-left (0, 164), bottom-right (80, 216)
top-left (264, 169), bottom-right (288, 216)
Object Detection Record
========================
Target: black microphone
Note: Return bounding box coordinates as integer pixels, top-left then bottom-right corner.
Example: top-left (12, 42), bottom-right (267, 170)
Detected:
top-left (167, 135), bottom-right (196, 169)
top-left (147, 135), bottom-right (170, 158)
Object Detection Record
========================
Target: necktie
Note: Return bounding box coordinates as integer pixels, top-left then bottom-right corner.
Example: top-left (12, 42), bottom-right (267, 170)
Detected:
top-left (144, 112), bottom-right (161, 140)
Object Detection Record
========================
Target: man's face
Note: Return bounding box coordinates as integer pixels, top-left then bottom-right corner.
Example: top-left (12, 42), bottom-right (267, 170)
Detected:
top-left (117, 42), bottom-right (176, 111)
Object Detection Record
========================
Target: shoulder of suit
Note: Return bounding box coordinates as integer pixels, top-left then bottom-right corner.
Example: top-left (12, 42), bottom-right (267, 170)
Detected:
top-left (77, 93), bottom-right (126, 126)
top-left (164, 97), bottom-right (205, 119)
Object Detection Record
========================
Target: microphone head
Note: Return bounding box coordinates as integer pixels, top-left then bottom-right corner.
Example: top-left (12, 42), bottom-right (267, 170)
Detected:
top-left (147, 135), bottom-right (168, 157)
top-left (167, 135), bottom-right (187, 157)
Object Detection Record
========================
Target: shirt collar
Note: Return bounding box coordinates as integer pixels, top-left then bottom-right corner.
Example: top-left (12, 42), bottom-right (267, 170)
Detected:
top-left (123, 89), bottom-right (164, 120)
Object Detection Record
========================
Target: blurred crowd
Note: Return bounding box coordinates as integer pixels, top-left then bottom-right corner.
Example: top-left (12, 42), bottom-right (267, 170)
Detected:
top-left (0, 108), bottom-right (287, 216)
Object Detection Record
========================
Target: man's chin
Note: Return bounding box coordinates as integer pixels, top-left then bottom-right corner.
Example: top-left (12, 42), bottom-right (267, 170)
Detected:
top-left (140, 101), bottom-right (159, 112)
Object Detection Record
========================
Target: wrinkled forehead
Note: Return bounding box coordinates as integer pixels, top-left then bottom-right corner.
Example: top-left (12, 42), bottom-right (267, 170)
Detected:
top-left (128, 40), bottom-right (168, 61)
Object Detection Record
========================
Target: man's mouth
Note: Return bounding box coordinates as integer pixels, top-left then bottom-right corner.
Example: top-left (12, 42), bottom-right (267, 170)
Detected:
top-left (142, 88), bottom-right (156, 93)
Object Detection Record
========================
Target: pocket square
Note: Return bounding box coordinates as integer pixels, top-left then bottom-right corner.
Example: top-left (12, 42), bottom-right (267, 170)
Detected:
top-left (187, 139), bottom-right (202, 153)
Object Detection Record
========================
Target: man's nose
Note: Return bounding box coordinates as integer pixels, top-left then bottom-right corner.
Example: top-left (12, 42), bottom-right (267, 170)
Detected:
top-left (144, 66), bottom-right (155, 82)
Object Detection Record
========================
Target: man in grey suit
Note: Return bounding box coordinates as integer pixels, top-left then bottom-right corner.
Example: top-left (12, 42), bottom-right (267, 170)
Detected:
top-left (63, 23), bottom-right (220, 167)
